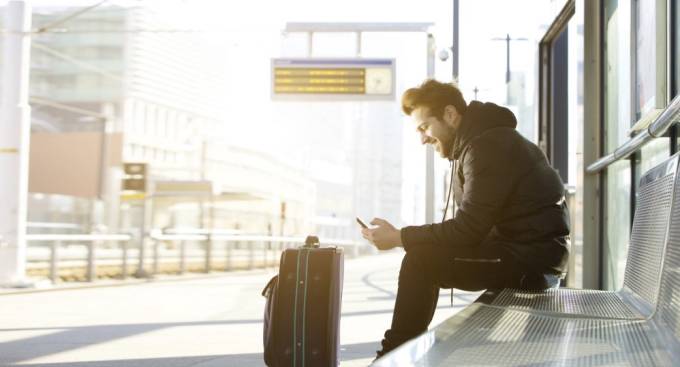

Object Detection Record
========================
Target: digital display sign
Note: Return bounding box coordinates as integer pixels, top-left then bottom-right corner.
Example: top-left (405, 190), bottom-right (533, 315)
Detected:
top-left (271, 58), bottom-right (395, 101)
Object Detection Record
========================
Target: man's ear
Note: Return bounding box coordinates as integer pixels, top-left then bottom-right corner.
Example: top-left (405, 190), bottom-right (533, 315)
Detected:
top-left (444, 105), bottom-right (459, 127)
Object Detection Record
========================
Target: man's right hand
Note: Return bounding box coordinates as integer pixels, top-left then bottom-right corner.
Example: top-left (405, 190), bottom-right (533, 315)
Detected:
top-left (361, 218), bottom-right (403, 251)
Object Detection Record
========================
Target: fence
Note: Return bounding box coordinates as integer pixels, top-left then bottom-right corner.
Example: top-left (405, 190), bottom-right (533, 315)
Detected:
top-left (25, 231), bottom-right (367, 284)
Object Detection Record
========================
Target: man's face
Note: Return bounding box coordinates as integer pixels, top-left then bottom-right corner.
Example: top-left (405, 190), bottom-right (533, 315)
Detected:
top-left (411, 106), bottom-right (460, 158)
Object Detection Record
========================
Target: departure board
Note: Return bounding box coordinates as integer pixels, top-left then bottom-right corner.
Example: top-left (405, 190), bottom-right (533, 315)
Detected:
top-left (271, 58), bottom-right (395, 101)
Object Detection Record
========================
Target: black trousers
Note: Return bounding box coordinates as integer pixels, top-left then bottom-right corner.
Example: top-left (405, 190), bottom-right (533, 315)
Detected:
top-left (380, 243), bottom-right (550, 354)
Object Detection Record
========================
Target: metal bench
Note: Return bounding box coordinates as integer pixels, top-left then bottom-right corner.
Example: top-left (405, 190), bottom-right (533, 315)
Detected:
top-left (373, 153), bottom-right (680, 366)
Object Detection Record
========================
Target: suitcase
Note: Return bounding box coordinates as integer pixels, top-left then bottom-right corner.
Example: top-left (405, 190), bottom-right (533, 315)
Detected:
top-left (263, 236), bottom-right (344, 367)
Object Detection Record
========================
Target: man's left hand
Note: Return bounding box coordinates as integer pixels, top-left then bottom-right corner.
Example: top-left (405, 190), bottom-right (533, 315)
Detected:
top-left (361, 218), bottom-right (403, 251)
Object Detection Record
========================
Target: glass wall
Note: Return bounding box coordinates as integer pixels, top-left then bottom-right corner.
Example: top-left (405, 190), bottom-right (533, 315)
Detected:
top-left (638, 139), bottom-right (671, 178)
top-left (604, 0), bottom-right (632, 151)
top-left (633, 0), bottom-right (671, 192)
top-left (675, 0), bottom-right (679, 151)
top-left (603, 161), bottom-right (631, 290)
top-left (601, 0), bottom-right (675, 290)
top-left (633, 0), bottom-right (659, 119)
top-left (603, 0), bottom-right (633, 290)
top-left (674, 0), bottom-right (679, 98)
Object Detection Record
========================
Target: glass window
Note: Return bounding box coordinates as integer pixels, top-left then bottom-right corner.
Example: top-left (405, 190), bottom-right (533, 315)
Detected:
top-left (604, 0), bottom-right (632, 152)
top-left (603, 0), bottom-right (633, 291)
top-left (638, 138), bottom-right (671, 177)
top-left (674, 0), bottom-right (679, 97)
top-left (634, 0), bottom-right (659, 119)
top-left (604, 160), bottom-right (631, 290)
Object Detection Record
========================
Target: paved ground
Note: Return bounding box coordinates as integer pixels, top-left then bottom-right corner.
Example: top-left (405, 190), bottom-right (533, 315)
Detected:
top-left (0, 251), bottom-right (480, 367)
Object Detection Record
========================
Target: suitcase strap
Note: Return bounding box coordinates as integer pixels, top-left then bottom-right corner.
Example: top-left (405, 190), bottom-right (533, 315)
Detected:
top-left (292, 248), bottom-right (311, 367)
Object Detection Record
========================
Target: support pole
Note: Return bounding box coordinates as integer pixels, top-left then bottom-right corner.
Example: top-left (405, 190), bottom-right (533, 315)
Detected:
top-left (50, 241), bottom-right (60, 284)
top-left (0, 0), bottom-right (32, 286)
top-left (134, 199), bottom-right (149, 278)
top-left (452, 0), bottom-right (459, 80)
top-left (425, 33), bottom-right (436, 224)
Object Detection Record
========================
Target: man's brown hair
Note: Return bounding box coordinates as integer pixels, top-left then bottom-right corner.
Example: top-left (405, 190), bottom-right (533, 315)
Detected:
top-left (401, 79), bottom-right (467, 120)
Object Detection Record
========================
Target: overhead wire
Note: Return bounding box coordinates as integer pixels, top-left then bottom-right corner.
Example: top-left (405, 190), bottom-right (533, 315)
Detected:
top-left (1, 1), bottom-right (256, 121)
top-left (34, 0), bottom-right (109, 34)
top-left (0, 1), bottom-right (276, 35)
top-left (32, 42), bottom-right (123, 81)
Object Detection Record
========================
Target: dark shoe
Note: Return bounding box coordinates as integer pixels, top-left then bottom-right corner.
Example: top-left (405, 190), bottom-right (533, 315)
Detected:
top-left (371, 337), bottom-right (395, 365)
top-left (370, 349), bottom-right (387, 365)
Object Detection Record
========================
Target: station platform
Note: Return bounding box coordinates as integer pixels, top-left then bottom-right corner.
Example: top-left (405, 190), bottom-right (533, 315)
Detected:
top-left (0, 252), bottom-right (480, 367)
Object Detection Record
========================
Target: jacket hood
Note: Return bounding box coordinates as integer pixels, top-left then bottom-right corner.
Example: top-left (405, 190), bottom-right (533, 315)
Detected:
top-left (451, 101), bottom-right (518, 160)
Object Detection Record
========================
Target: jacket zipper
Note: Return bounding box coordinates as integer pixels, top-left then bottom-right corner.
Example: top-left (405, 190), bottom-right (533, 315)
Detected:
top-left (453, 257), bottom-right (502, 263)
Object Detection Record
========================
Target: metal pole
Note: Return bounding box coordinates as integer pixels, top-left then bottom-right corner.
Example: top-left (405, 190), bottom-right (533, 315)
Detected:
top-left (121, 239), bottom-right (129, 279)
top-left (50, 241), bottom-right (60, 284)
top-left (210, 194), bottom-right (215, 269)
top-left (492, 34), bottom-right (527, 86)
top-left (248, 240), bottom-right (254, 270)
top-left (582, 0), bottom-right (602, 289)
top-left (452, 0), bottom-right (459, 80)
top-left (355, 31), bottom-right (362, 57)
top-left (95, 106), bottom-right (111, 233)
top-left (307, 32), bottom-right (313, 57)
top-left (134, 199), bottom-right (148, 278)
top-left (425, 33), bottom-right (436, 224)
top-left (225, 240), bottom-right (232, 271)
top-left (86, 240), bottom-right (96, 282)
top-left (205, 235), bottom-right (212, 273)
top-left (505, 34), bottom-right (511, 83)
top-left (101, 103), bottom-right (120, 234)
top-left (179, 240), bottom-right (186, 274)
top-left (153, 239), bottom-right (160, 275)
top-left (266, 223), bottom-right (272, 268)
top-left (0, 0), bottom-right (32, 286)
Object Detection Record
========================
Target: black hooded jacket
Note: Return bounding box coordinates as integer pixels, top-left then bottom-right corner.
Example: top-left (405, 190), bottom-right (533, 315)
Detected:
top-left (401, 101), bottom-right (570, 275)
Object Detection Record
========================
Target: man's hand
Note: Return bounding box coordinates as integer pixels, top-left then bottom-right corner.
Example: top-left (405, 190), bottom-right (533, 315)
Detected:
top-left (361, 218), bottom-right (403, 251)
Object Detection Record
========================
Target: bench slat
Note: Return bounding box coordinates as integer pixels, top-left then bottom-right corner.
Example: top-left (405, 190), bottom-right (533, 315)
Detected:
top-left (488, 288), bottom-right (641, 319)
top-left (654, 159), bottom-right (680, 359)
top-left (624, 166), bottom-right (676, 308)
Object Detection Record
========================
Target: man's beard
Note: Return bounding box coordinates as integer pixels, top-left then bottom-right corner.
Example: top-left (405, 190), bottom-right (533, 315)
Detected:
top-left (438, 132), bottom-right (456, 158)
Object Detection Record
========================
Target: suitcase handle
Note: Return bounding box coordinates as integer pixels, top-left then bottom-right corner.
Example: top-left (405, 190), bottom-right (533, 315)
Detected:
top-left (302, 235), bottom-right (320, 248)
top-left (262, 275), bottom-right (278, 297)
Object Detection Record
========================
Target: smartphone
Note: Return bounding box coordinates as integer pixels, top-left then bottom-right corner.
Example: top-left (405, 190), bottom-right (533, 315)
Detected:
top-left (356, 217), bottom-right (369, 229)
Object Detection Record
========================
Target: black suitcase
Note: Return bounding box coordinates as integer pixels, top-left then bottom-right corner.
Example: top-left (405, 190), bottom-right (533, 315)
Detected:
top-left (263, 236), bottom-right (344, 367)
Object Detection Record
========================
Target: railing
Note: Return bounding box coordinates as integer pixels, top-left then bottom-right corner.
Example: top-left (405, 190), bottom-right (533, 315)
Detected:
top-left (26, 231), bottom-right (366, 284)
top-left (148, 231), bottom-right (364, 275)
top-left (26, 233), bottom-right (133, 283)
top-left (586, 95), bottom-right (680, 173)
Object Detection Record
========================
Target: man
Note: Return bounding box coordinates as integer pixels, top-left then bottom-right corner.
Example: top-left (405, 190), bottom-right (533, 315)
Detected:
top-left (362, 79), bottom-right (570, 359)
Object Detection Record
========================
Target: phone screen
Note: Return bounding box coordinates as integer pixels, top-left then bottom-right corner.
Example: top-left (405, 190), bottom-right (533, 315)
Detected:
top-left (356, 217), bottom-right (368, 229)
